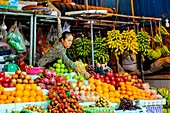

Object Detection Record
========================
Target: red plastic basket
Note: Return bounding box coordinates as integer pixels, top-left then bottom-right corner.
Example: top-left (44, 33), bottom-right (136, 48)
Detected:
top-left (26, 67), bottom-right (45, 75)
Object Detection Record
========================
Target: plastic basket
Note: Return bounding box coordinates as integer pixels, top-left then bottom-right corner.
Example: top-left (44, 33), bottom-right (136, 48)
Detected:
top-left (83, 107), bottom-right (115, 113)
top-left (26, 67), bottom-right (45, 75)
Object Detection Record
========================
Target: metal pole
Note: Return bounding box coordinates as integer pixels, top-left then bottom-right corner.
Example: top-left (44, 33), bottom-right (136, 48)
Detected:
top-left (29, 15), bottom-right (33, 66)
top-left (33, 14), bottom-right (37, 66)
top-left (90, 21), bottom-right (94, 66)
top-left (131, 0), bottom-right (135, 21)
top-left (84, 0), bottom-right (88, 10)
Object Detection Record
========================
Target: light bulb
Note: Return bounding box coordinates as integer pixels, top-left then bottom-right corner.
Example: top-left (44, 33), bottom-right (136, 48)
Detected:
top-left (165, 18), bottom-right (169, 27)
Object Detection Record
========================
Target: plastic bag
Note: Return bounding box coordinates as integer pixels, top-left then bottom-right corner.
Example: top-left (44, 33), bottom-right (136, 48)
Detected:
top-left (62, 21), bottom-right (71, 33)
top-left (0, 21), bottom-right (7, 42)
top-left (7, 21), bottom-right (26, 52)
top-left (46, 25), bottom-right (58, 45)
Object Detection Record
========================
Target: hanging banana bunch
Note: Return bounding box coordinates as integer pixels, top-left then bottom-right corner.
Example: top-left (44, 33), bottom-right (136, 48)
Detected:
top-left (154, 34), bottom-right (163, 45)
top-left (158, 26), bottom-right (169, 36)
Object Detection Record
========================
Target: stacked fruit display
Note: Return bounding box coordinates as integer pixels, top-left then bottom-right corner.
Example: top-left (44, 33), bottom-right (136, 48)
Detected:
top-left (94, 36), bottom-right (109, 64)
top-left (50, 59), bottom-right (73, 76)
top-left (47, 81), bottom-right (83, 113)
top-left (0, 71), bottom-right (33, 88)
top-left (0, 84), bottom-right (48, 104)
top-left (107, 30), bottom-right (139, 55)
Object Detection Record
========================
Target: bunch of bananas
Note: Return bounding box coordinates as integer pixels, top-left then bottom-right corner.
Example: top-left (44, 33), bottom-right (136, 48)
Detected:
top-left (121, 30), bottom-right (139, 54)
top-left (146, 48), bottom-right (162, 60)
top-left (75, 60), bottom-right (87, 72)
top-left (107, 30), bottom-right (123, 55)
top-left (94, 36), bottom-right (109, 64)
top-left (154, 34), bottom-right (163, 45)
top-left (158, 88), bottom-right (170, 105)
top-left (156, 45), bottom-right (170, 57)
top-left (163, 108), bottom-right (170, 113)
top-left (158, 26), bottom-right (169, 36)
top-left (107, 30), bottom-right (138, 55)
top-left (137, 31), bottom-right (151, 56)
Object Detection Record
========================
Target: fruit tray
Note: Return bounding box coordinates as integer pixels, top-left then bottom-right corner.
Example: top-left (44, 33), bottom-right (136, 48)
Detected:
top-left (83, 107), bottom-right (115, 113)
top-left (0, 101), bottom-right (50, 113)
top-left (134, 99), bottom-right (166, 107)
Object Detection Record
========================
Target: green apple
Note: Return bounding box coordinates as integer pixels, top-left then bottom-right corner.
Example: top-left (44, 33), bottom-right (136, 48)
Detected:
top-left (79, 76), bottom-right (85, 81)
top-left (68, 69), bottom-right (73, 73)
top-left (61, 64), bottom-right (65, 69)
top-left (60, 69), bottom-right (65, 73)
top-left (53, 63), bottom-right (57, 67)
top-left (64, 69), bottom-right (68, 73)
top-left (65, 75), bottom-right (71, 80)
top-left (56, 64), bottom-right (61, 68)
top-left (73, 74), bottom-right (79, 80)
top-left (57, 59), bottom-right (62, 64)
top-left (55, 68), bottom-right (60, 73)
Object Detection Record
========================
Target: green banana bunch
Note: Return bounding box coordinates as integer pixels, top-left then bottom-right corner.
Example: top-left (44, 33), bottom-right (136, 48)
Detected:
top-left (147, 48), bottom-right (162, 60)
top-left (156, 45), bottom-right (170, 57)
top-left (94, 36), bottom-right (109, 64)
top-left (163, 108), bottom-right (168, 113)
top-left (154, 34), bottom-right (163, 45)
top-left (158, 88), bottom-right (169, 97)
top-left (158, 26), bottom-right (169, 36)
top-left (137, 31), bottom-right (151, 56)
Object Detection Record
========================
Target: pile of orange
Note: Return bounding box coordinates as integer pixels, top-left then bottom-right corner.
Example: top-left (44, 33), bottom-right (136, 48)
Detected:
top-left (88, 78), bottom-right (120, 103)
top-left (0, 84), bottom-right (48, 104)
top-left (118, 82), bottom-right (153, 100)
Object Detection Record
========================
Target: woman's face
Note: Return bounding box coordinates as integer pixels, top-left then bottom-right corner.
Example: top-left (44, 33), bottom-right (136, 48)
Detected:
top-left (62, 35), bottom-right (73, 48)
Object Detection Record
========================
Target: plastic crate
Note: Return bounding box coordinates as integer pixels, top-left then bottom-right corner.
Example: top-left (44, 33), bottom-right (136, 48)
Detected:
top-left (135, 99), bottom-right (166, 107)
top-left (83, 107), bottom-right (115, 113)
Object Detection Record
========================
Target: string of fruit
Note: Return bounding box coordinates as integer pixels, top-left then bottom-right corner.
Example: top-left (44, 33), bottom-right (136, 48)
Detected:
top-left (94, 35), bottom-right (109, 64)
top-left (107, 29), bottom-right (138, 55)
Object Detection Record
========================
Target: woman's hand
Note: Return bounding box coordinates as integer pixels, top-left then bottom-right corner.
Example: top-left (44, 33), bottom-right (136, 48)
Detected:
top-left (75, 68), bottom-right (90, 79)
top-left (57, 18), bottom-right (61, 25)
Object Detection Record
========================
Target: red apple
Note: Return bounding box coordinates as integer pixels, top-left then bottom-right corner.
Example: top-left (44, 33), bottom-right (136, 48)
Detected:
top-left (90, 74), bottom-right (95, 78)
top-left (15, 70), bottom-right (21, 75)
top-left (131, 75), bottom-right (138, 79)
top-left (4, 77), bottom-right (11, 83)
top-left (110, 80), bottom-right (116, 86)
top-left (19, 74), bottom-right (25, 80)
top-left (105, 79), bottom-right (111, 84)
top-left (105, 76), bottom-right (110, 80)
top-left (0, 72), bottom-right (5, 78)
top-left (0, 77), bottom-right (4, 83)
top-left (100, 78), bottom-right (105, 82)
top-left (115, 77), bottom-right (121, 82)
top-left (110, 76), bottom-right (115, 81)
top-left (123, 76), bottom-right (129, 82)
top-left (120, 78), bottom-right (124, 82)
top-left (100, 75), bottom-right (105, 79)
top-left (9, 83), bottom-right (15, 87)
top-left (114, 73), bottom-right (119, 78)
top-left (95, 74), bottom-right (100, 79)
top-left (3, 83), bottom-right (9, 88)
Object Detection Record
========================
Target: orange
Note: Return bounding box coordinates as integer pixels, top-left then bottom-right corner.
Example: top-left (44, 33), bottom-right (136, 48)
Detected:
top-left (22, 96), bottom-right (29, 102)
top-left (109, 91), bottom-right (115, 98)
top-left (35, 96), bottom-right (42, 102)
top-left (31, 84), bottom-right (37, 90)
top-left (90, 84), bottom-right (96, 91)
top-left (15, 90), bottom-right (23, 97)
top-left (2, 91), bottom-right (11, 96)
top-left (0, 95), bottom-right (7, 100)
top-left (94, 80), bottom-right (101, 86)
top-left (108, 85), bottom-right (115, 91)
top-left (129, 96), bottom-right (134, 100)
top-left (109, 97), bottom-right (115, 102)
top-left (5, 100), bottom-right (12, 104)
top-left (123, 95), bottom-right (129, 98)
top-left (16, 84), bottom-right (24, 91)
top-left (119, 82), bottom-right (125, 86)
top-left (102, 87), bottom-right (109, 92)
top-left (10, 91), bottom-right (16, 96)
top-left (120, 86), bottom-right (126, 90)
top-left (30, 90), bottom-right (36, 97)
top-left (125, 82), bottom-right (132, 86)
top-left (96, 90), bottom-right (103, 94)
top-left (0, 86), bottom-right (4, 92)
top-left (14, 97), bottom-right (22, 103)
top-left (88, 78), bottom-right (94, 84)
top-left (98, 93), bottom-right (103, 97)
top-left (121, 90), bottom-right (126, 95)
top-left (42, 95), bottom-right (48, 101)
top-left (24, 84), bottom-right (31, 90)
top-left (120, 95), bottom-right (124, 99)
top-left (96, 86), bottom-right (102, 91)
top-left (114, 98), bottom-right (120, 103)
top-left (29, 97), bottom-right (35, 102)
top-left (102, 83), bottom-right (108, 87)
top-left (0, 100), bottom-right (5, 104)
top-left (114, 91), bottom-right (120, 98)
top-left (8, 96), bottom-right (15, 102)
top-left (36, 90), bottom-right (43, 96)
top-left (103, 92), bottom-right (109, 98)
top-left (23, 90), bottom-right (30, 97)
top-left (126, 91), bottom-right (133, 96)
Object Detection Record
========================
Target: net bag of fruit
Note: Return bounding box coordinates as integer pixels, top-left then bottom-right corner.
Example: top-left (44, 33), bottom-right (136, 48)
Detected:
top-left (7, 21), bottom-right (26, 52)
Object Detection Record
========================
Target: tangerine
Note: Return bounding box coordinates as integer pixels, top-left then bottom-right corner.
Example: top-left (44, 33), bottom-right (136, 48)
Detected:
top-left (5, 100), bottom-right (12, 104)
top-left (109, 91), bottom-right (115, 97)
top-left (0, 86), bottom-right (4, 92)
top-left (94, 80), bottom-right (101, 86)
top-left (16, 84), bottom-right (24, 90)
top-left (109, 97), bottom-right (115, 102)
top-left (88, 78), bottom-right (94, 84)
top-left (24, 84), bottom-right (31, 90)
top-left (36, 90), bottom-right (43, 96)
top-left (96, 89), bottom-right (103, 94)
top-left (22, 96), bottom-right (29, 102)
top-left (10, 91), bottom-right (16, 96)
top-left (35, 96), bottom-right (42, 102)
top-left (0, 100), bottom-right (5, 104)
top-left (114, 98), bottom-right (120, 103)
top-left (90, 84), bottom-right (96, 91)
top-left (8, 96), bottom-right (15, 102)
top-left (0, 95), bottom-right (7, 100)
top-left (31, 84), bottom-right (37, 90)
top-left (29, 97), bottom-right (35, 102)
top-left (15, 90), bottom-right (23, 97)
top-left (114, 91), bottom-right (120, 98)
top-left (30, 90), bottom-right (36, 97)
top-left (129, 96), bottom-right (134, 100)
top-left (102, 87), bottom-right (109, 92)
top-left (108, 85), bottom-right (115, 91)
top-left (2, 91), bottom-right (11, 96)
top-left (14, 97), bottom-right (22, 103)
top-left (96, 86), bottom-right (102, 91)
top-left (126, 91), bottom-right (133, 96)
top-left (42, 95), bottom-right (48, 101)
top-left (103, 92), bottom-right (109, 98)
top-left (101, 83), bottom-right (108, 87)
top-left (23, 90), bottom-right (30, 97)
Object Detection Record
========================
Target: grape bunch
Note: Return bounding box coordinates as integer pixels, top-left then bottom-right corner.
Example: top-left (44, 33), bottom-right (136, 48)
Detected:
top-left (86, 65), bottom-right (96, 74)
top-left (118, 98), bottom-right (140, 111)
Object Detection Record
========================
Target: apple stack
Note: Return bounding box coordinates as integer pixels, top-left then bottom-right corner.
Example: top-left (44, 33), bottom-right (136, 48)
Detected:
top-left (0, 71), bottom-right (33, 88)
top-left (49, 59), bottom-right (73, 76)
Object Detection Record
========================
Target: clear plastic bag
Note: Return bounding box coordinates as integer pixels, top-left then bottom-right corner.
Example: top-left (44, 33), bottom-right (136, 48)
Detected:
top-left (7, 21), bottom-right (26, 52)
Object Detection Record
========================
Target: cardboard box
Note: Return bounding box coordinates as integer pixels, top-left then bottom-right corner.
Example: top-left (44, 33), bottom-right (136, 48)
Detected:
top-left (0, 0), bottom-right (18, 10)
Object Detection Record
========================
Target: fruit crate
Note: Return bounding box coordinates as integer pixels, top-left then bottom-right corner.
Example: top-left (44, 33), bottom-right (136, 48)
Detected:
top-left (135, 99), bottom-right (166, 107)
top-left (83, 107), bottom-right (115, 113)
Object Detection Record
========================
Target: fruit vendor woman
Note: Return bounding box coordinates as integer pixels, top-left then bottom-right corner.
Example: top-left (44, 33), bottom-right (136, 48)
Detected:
top-left (37, 18), bottom-right (90, 79)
